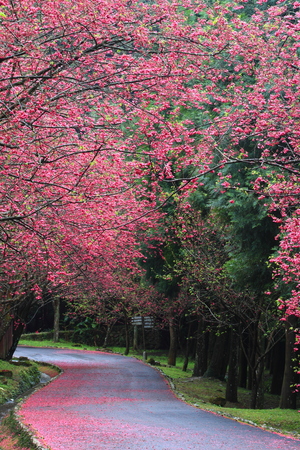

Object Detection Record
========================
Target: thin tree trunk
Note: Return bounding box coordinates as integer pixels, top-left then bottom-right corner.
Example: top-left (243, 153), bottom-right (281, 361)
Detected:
top-left (103, 324), bottom-right (112, 348)
top-left (53, 297), bottom-right (60, 343)
top-left (250, 324), bottom-right (266, 409)
top-left (226, 329), bottom-right (239, 403)
top-left (247, 311), bottom-right (261, 391)
top-left (270, 340), bottom-right (285, 395)
top-left (250, 357), bottom-right (265, 409)
top-left (239, 343), bottom-right (248, 388)
top-left (256, 360), bottom-right (265, 409)
top-left (279, 315), bottom-right (298, 409)
top-left (193, 318), bottom-right (208, 377)
top-left (168, 317), bottom-right (177, 366)
top-left (133, 325), bottom-right (138, 351)
top-left (141, 317), bottom-right (146, 350)
top-left (124, 316), bottom-right (130, 356)
top-left (182, 321), bottom-right (192, 372)
top-left (203, 328), bottom-right (229, 380)
top-left (247, 326), bottom-right (257, 390)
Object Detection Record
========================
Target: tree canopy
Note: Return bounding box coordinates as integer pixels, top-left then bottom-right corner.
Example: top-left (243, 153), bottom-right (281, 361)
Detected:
top-left (0, 0), bottom-right (299, 405)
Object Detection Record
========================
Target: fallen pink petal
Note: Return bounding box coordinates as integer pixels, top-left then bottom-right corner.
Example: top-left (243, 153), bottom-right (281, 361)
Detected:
top-left (15, 348), bottom-right (300, 450)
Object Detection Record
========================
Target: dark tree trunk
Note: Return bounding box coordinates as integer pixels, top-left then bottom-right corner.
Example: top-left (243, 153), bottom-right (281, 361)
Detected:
top-left (133, 325), bottom-right (138, 351)
top-left (53, 297), bottom-right (60, 343)
top-left (250, 323), bottom-right (266, 409)
top-left (279, 315), bottom-right (298, 409)
top-left (141, 317), bottom-right (146, 351)
top-left (6, 322), bottom-right (25, 360)
top-left (3, 294), bottom-right (34, 360)
top-left (182, 321), bottom-right (192, 372)
top-left (226, 330), bottom-right (240, 403)
top-left (247, 331), bottom-right (256, 390)
top-left (203, 328), bottom-right (230, 380)
top-left (124, 316), bottom-right (130, 356)
top-left (247, 312), bottom-right (261, 391)
top-left (207, 331), bottom-right (216, 365)
top-left (250, 356), bottom-right (265, 409)
top-left (270, 340), bottom-right (285, 395)
top-left (103, 324), bottom-right (113, 348)
top-left (0, 317), bottom-right (13, 360)
top-left (239, 341), bottom-right (248, 388)
top-left (168, 317), bottom-right (177, 366)
top-left (193, 318), bottom-right (208, 377)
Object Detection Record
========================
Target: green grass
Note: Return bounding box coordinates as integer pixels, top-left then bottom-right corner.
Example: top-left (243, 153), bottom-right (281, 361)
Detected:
top-left (2, 412), bottom-right (39, 449)
top-left (0, 359), bottom-right (40, 404)
top-left (18, 337), bottom-right (300, 440)
top-left (216, 408), bottom-right (300, 435)
top-left (173, 378), bottom-right (300, 437)
top-left (19, 336), bottom-right (96, 351)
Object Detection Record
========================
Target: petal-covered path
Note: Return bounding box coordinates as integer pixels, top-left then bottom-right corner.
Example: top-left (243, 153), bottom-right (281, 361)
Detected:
top-left (15, 347), bottom-right (300, 450)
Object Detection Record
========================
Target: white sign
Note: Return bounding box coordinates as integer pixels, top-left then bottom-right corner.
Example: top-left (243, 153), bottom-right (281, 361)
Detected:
top-left (131, 316), bottom-right (154, 328)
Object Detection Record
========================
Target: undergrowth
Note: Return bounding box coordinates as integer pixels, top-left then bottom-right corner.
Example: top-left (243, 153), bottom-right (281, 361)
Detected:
top-left (0, 360), bottom-right (40, 404)
top-left (2, 412), bottom-right (39, 450)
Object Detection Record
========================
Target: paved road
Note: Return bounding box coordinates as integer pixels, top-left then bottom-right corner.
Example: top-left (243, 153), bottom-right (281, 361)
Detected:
top-left (15, 347), bottom-right (300, 450)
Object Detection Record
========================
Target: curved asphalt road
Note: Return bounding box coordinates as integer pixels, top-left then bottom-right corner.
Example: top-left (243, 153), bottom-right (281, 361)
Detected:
top-left (14, 347), bottom-right (300, 450)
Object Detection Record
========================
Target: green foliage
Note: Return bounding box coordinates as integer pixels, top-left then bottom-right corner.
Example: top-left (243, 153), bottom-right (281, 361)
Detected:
top-left (140, 202), bottom-right (183, 300)
top-left (68, 317), bottom-right (100, 346)
top-left (233, 0), bottom-right (282, 19)
top-left (190, 158), bottom-right (279, 295)
top-left (18, 366), bottom-right (40, 393)
top-left (0, 359), bottom-right (41, 405)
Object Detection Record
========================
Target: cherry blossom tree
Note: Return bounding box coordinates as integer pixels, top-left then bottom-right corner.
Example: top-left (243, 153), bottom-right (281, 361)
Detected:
top-left (0, 0), bottom-right (299, 405)
top-left (0, 0), bottom-right (175, 355)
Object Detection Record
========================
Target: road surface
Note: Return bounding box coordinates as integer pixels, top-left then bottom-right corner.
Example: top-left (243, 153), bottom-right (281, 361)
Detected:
top-left (14, 347), bottom-right (300, 450)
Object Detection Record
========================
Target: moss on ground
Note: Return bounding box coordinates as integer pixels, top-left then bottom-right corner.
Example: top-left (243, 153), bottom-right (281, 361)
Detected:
top-left (0, 360), bottom-right (40, 405)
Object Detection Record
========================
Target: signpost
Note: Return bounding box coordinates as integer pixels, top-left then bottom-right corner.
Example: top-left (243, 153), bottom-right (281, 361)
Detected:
top-left (131, 316), bottom-right (154, 351)
top-left (131, 316), bottom-right (154, 328)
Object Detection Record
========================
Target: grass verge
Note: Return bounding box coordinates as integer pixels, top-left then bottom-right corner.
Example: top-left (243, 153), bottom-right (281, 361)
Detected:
top-left (19, 336), bottom-right (96, 351)
top-left (0, 360), bottom-right (40, 405)
top-left (0, 412), bottom-right (40, 450)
